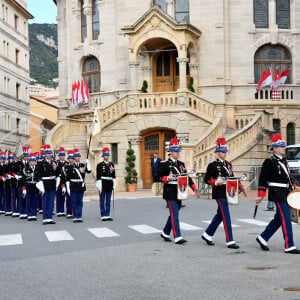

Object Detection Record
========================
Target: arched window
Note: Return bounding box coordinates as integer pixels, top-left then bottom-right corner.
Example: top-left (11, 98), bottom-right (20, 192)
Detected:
top-left (254, 0), bottom-right (268, 28)
top-left (254, 44), bottom-right (291, 84)
top-left (92, 0), bottom-right (100, 40)
top-left (175, 0), bottom-right (189, 22)
top-left (273, 118), bottom-right (281, 133)
top-left (287, 122), bottom-right (295, 145)
top-left (154, 0), bottom-right (167, 12)
top-left (81, 1), bottom-right (87, 43)
top-left (82, 56), bottom-right (100, 93)
top-left (276, 0), bottom-right (290, 29)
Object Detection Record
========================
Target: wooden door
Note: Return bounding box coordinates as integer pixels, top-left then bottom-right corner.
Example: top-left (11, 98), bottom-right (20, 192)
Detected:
top-left (153, 51), bottom-right (176, 92)
top-left (153, 51), bottom-right (190, 92)
top-left (140, 130), bottom-right (175, 188)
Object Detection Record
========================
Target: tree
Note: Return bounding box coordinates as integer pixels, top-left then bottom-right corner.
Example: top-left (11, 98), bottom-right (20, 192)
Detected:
top-left (125, 149), bottom-right (138, 184)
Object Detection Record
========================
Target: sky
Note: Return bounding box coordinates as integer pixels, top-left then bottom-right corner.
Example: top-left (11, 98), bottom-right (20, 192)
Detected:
top-left (26, 0), bottom-right (57, 24)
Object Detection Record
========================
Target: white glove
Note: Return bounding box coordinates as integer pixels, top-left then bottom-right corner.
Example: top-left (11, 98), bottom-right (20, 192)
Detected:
top-left (66, 181), bottom-right (71, 196)
top-left (62, 187), bottom-right (66, 195)
top-left (96, 180), bottom-right (102, 191)
top-left (16, 175), bottom-right (22, 180)
top-left (113, 178), bottom-right (116, 190)
top-left (56, 177), bottom-right (61, 190)
top-left (215, 178), bottom-right (225, 186)
top-left (22, 189), bottom-right (27, 198)
top-left (85, 159), bottom-right (91, 172)
top-left (1, 177), bottom-right (5, 182)
top-left (36, 181), bottom-right (45, 194)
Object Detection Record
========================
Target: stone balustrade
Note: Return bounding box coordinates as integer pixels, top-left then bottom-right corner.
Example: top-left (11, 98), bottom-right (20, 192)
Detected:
top-left (46, 118), bottom-right (91, 148)
top-left (194, 114), bottom-right (262, 172)
top-left (255, 89), bottom-right (294, 100)
top-left (193, 117), bottom-right (223, 154)
top-left (98, 91), bottom-right (216, 129)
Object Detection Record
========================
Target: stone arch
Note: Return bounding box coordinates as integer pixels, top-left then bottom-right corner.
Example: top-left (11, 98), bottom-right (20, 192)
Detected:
top-left (254, 34), bottom-right (293, 51)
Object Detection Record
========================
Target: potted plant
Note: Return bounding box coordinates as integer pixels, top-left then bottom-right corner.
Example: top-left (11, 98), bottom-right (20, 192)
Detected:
top-left (125, 148), bottom-right (138, 192)
top-left (141, 80), bottom-right (148, 93)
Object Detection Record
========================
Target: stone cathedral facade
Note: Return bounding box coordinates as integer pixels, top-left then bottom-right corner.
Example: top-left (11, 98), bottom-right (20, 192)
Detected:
top-left (49, 0), bottom-right (300, 191)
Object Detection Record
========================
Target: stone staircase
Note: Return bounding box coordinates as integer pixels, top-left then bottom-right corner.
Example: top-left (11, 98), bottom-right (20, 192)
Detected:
top-left (56, 134), bottom-right (96, 196)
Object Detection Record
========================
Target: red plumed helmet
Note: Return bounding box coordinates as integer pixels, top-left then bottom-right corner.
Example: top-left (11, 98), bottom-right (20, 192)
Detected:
top-left (216, 138), bottom-right (226, 146)
top-left (271, 133), bottom-right (286, 148)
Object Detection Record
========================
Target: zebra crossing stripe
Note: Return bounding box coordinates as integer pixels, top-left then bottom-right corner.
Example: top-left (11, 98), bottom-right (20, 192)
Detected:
top-left (0, 234), bottom-right (23, 246)
top-left (45, 230), bottom-right (74, 242)
top-left (88, 227), bottom-right (120, 238)
top-left (202, 221), bottom-right (240, 228)
top-left (180, 222), bottom-right (202, 231)
top-left (237, 219), bottom-right (269, 226)
top-left (128, 224), bottom-right (161, 234)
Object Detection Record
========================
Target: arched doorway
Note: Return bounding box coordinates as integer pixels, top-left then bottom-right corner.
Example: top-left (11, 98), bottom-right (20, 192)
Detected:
top-left (140, 129), bottom-right (175, 188)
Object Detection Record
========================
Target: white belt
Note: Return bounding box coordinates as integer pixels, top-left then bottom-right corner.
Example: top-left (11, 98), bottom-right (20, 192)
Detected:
top-left (101, 177), bottom-right (113, 180)
top-left (42, 176), bottom-right (56, 180)
top-left (268, 182), bottom-right (289, 188)
top-left (70, 179), bottom-right (83, 182)
top-left (167, 181), bottom-right (178, 185)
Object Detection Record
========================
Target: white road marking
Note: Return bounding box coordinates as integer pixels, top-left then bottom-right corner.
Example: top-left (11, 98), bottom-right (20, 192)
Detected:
top-left (237, 219), bottom-right (269, 226)
top-left (202, 221), bottom-right (240, 228)
top-left (128, 224), bottom-right (161, 234)
top-left (180, 222), bottom-right (202, 230)
top-left (45, 230), bottom-right (74, 242)
top-left (0, 234), bottom-right (23, 246)
top-left (88, 227), bottom-right (120, 238)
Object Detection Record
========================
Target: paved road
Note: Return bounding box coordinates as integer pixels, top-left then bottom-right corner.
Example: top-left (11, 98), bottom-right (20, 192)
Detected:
top-left (0, 196), bottom-right (299, 300)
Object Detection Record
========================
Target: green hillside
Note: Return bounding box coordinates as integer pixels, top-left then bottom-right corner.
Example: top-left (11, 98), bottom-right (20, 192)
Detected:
top-left (29, 23), bottom-right (58, 87)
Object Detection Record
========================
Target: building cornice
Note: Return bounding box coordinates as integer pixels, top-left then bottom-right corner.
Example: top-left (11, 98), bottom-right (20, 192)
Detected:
top-left (7, 0), bottom-right (34, 19)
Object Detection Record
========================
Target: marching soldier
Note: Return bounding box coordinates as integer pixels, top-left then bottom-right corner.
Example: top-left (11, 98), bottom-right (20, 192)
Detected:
top-left (61, 150), bottom-right (74, 218)
top-left (0, 152), bottom-right (6, 214)
top-left (158, 137), bottom-right (200, 244)
top-left (22, 153), bottom-right (39, 221)
top-left (65, 148), bottom-right (91, 222)
top-left (96, 148), bottom-right (116, 221)
top-left (12, 146), bottom-right (29, 219)
top-left (256, 133), bottom-right (300, 254)
top-left (35, 145), bottom-right (57, 225)
top-left (202, 138), bottom-right (246, 249)
top-left (37, 146), bottom-right (45, 214)
top-left (56, 147), bottom-right (67, 216)
top-left (3, 152), bottom-right (14, 216)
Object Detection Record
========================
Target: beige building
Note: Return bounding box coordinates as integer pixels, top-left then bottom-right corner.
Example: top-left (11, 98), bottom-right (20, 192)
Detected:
top-left (0, 0), bottom-right (33, 151)
top-left (48, 0), bottom-right (300, 191)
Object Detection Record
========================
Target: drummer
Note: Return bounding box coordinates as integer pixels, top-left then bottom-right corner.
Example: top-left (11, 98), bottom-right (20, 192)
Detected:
top-left (256, 133), bottom-right (300, 254)
top-left (202, 138), bottom-right (247, 249)
top-left (158, 137), bottom-right (200, 244)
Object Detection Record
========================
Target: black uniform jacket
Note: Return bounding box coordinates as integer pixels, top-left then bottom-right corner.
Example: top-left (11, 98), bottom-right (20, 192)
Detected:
top-left (12, 160), bottom-right (27, 188)
top-left (96, 161), bottom-right (116, 191)
top-left (158, 158), bottom-right (195, 201)
top-left (61, 161), bottom-right (71, 186)
top-left (23, 165), bottom-right (39, 193)
top-left (0, 162), bottom-right (5, 189)
top-left (65, 162), bottom-right (91, 193)
top-left (3, 162), bottom-right (14, 189)
top-left (204, 158), bottom-right (234, 199)
top-left (35, 159), bottom-right (57, 191)
top-left (258, 154), bottom-right (294, 202)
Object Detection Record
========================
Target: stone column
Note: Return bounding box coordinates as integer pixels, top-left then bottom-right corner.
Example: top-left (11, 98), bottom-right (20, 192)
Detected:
top-left (177, 57), bottom-right (189, 91)
top-left (83, 1), bottom-right (93, 43)
top-left (269, 0), bottom-right (276, 29)
top-left (166, 0), bottom-right (174, 18)
top-left (72, 1), bottom-right (81, 45)
top-left (128, 136), bottom-right (142, 189)
top-left (129, 61), bottom-right (139, 92)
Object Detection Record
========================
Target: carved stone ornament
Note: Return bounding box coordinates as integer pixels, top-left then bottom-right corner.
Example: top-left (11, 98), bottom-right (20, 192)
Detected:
top-left (178, 95), bottom-right (186, 105)
top-left (128, 136), bottom-right (142, 145)
top-left (129, 114), bottom-right (137, 123)
top-left (150, 15), bottom-right (161, 28)
top-left (128, 97), bottom-right (137, 107)
top-left (177, 134), bottom-right (189, 143)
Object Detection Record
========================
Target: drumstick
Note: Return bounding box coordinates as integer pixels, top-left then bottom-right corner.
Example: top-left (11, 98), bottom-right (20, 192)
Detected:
top-left (253, 204), bottom-right (258, 219)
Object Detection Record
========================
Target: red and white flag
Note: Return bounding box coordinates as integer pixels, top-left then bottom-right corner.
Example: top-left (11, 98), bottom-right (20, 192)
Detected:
top-left (77, 80), bottom-right (83, 104)
top-left (278, 69), bottom-right (290, 85)
top-left (256, 69), bottom-right (273, 92)
top-left (83, 78), bottom-right (90, 110)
